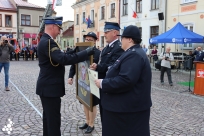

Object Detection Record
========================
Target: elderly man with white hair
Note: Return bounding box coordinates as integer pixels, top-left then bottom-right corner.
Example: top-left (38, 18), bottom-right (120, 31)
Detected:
top-left (159, 46), bottom-right (174, 86)
top-left (0, 36), bottom-right (14, 91)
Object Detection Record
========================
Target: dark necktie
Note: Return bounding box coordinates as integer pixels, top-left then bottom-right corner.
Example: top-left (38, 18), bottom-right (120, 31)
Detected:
top-left (105, 44), bottom-right (110, 53)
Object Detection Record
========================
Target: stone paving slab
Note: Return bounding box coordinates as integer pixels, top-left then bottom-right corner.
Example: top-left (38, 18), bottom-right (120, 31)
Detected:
top-left (0, 61), bottom-right (203, 136)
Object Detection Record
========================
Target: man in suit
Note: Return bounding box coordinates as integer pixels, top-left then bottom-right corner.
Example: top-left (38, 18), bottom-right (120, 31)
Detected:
top-left (95, 25), bottom-right (152, 136)
top-left (198, 51), bottom-right (204, 61)
top-left (36, 16), bottom-right (95, 136)
top-left (90, 22), bottom-right (124, 123)
top-left (192, 46), bottom-right (203, 61)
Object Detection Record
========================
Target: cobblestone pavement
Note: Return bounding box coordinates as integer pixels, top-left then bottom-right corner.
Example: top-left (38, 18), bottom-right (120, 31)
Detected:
top-left (0, 61), bottom-right (204, 136)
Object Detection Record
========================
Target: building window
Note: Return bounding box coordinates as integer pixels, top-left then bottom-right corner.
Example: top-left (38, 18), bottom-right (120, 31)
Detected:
top-left (123, 0), bottom-right (128, 15)
top-left (0, 14), bottom-right (2, 27)
top-left (138, 27), bottom-right (142, 36)
top-left (150, 26), bottom-right (159, 38)
top-left (101, 36), bottom-right (104, 47)
top-left (76, 38), bottom-right (79, 43)
top-left (111, 3), bottom-right (115, 18)
top-left (21, 15), bottom-right (31, 26)
top-left (136, 0), bottom-right (142, 13)
top-left (183, 24), bottom-right (193, 48)
top-left (91, 10), bottom-right (94, 21)
top-left (101, 6), bottom-right (105, 20)
top-left (151, 0), bottom-right (159, 10)
top-left (183, 0), bottom-right (196, 3)
top-left (5, 15), bottom-right (12, 27)
top-left (76, 14), bottom-right (79, 25)
top-left (82, 12), bottom-right (85, 23)
top-left (39, 16), bottom-right (43, 26)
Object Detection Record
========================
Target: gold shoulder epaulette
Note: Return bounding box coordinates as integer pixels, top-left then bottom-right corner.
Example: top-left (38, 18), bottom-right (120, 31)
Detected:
top-left (51, 47), bottom-right (59, 52)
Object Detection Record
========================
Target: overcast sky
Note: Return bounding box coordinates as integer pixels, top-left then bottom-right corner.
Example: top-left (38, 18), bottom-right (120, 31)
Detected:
top-left (28, 0), bottom-right (74, 22)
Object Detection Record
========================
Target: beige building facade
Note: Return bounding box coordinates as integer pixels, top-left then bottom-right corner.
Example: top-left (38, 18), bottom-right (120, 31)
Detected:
top-left (0, 0), bottom-right (17, 39)
top-left (72, 0), bottom-right (119, 47)
top-left (166, 0), bottom-right (204, 53)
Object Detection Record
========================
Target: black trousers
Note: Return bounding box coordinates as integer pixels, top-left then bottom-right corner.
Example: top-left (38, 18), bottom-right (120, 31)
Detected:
top-left (40, 96), bottom-right (61, 136)
top-left (102, 109), bottom-right (150, 136)
top-left (99, 90), bottom-right (103, 123)
top-left (160, 66), bottom-right (173, 84)
top-left (14, 53), bottom-right (20, 61)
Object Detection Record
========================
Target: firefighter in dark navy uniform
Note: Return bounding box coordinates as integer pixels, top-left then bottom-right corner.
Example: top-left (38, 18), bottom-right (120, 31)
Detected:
top-left (95, 25), bottom-right (152, 136)
top-left (89, 22), bottom-right (124, 123)
top-left (36, 16), bottom-right (95, 136)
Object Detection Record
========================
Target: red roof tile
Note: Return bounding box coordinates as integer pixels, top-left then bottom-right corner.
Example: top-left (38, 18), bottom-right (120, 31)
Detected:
top-left (0, 0), bottom-right (16, 11)
top-left (63, 25), bottom-right (74, 37)
top-left (14, 0), bottom-right (44, 8)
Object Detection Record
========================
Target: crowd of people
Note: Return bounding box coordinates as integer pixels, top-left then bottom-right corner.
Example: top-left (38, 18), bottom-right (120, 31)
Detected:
top-left (6, 44), bottom-right (38, 61)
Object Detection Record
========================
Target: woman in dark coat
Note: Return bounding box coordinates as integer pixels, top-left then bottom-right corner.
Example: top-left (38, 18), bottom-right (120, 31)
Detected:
top-left (94, 25), bottom-right (152, 136)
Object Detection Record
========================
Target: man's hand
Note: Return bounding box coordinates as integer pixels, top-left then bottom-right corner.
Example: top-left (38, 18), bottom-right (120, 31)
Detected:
top-left (86, 46), bottom-right (95, 56)
top-left (68, 78), bottom-right (73, 85)
top-left (95, 79), bottom-right (102, 88)
top-left (90, 63), bottom-right (97, 70)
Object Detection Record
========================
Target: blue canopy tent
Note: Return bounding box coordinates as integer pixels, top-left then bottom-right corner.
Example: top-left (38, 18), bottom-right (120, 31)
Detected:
top-left (149, 22), bottom-right (204, 44)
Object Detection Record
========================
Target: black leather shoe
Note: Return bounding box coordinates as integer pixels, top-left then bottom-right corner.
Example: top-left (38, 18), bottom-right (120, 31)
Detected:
top-left (85, 126), bottom-right (94, 134)
top-left (79, 123), bottom-right (88, 129)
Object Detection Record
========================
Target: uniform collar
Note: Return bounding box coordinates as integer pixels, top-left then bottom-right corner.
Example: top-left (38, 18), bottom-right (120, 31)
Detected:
top-left (45, 33), bottom-right (53, 39)
top-left (126, 44), bottom-right (140, 51)
top-left (108, 39), bottom-right (118, 47)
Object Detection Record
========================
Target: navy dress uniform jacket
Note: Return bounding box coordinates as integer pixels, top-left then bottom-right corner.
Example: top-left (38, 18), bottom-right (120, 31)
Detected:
top-left (101, 44), bottom-right (152, 112)
top-left (36, 33), bottom-right (88, 97)
top-left (97, 40), bottom-right (124, 79)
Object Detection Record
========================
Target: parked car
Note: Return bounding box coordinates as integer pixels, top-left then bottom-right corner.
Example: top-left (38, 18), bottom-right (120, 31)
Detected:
top-left (171, 52), bottom-right (187, 60)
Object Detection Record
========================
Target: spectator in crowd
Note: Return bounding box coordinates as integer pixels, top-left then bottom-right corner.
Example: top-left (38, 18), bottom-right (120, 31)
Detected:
top-left (142, 44), bottom-right (148, 53)
top-left (33, 45), bottom-right (38, 60)
top-left (198, 51), bottom-right (204, 61)
top-left (0, 36), bottom-right (14, 91)
top-left (192, 46), bottom-right (203, 61)
top-left (152, 45), bottom-right (158, 61)
top-left (159, 47), bottom-right (174, 86)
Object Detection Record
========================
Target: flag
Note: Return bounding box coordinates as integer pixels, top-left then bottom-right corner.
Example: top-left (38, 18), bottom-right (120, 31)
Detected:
top-left (132, 11), bottom-right (137, 18)
top-left (15, 45), bottom-right (20, 54)
top-left (52, 0), bottom-right (58, 10)
top-left (87, 16), bottom-right (92, 29)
